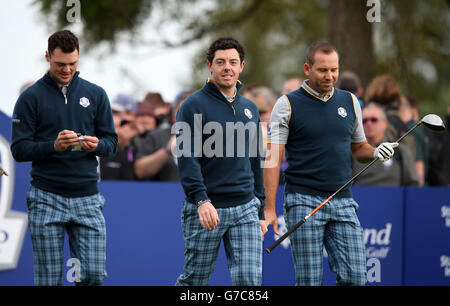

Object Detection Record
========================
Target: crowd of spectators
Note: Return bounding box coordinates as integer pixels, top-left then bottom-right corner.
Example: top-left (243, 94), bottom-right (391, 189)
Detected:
top-left (99, 72), bottom-right (450, 187)
top-left (100, 90), bottom-right (192, 181)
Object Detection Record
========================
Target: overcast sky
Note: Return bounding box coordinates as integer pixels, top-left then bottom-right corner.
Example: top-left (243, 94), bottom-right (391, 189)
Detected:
top-left (0, 0), bottom-right (201, 117)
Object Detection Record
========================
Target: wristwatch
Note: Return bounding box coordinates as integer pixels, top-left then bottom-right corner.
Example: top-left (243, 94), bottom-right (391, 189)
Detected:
top-left (196, 199), bottom-right (211, 207)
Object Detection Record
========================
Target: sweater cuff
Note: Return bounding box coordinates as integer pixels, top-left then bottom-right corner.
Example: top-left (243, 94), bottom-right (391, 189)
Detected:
top-left (193, 190), bottom-right (209, 205)
top-left (93, 139), bottom-right (104, 155)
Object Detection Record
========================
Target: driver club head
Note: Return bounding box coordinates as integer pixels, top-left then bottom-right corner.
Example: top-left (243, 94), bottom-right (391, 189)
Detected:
top-left (420, 114), bottom-right (446, 131)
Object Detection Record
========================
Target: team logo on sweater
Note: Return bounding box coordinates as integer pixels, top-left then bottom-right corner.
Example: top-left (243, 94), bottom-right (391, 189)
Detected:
top-left (79, 97), bottom-right (90, 108)
top-left (244, 108), bottom-right (253, 119)
top-left (338, 107), bottom-right (347, 118)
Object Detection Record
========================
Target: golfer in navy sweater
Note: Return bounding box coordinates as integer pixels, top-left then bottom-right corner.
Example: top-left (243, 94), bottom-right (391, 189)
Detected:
top-left (11, 30), bottom-right (117, 285)
top-left (175, 37), bottom-right (266, 286)
top-left (264, 42), bottom-right (397, 285)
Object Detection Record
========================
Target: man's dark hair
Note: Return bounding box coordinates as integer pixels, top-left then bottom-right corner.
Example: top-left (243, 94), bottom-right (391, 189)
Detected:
top-left (48, 30), bottom-right (79, 55)
top-left (206, 37), bottom-right (245, 63)
top-left (305, 41), bottom-right (338, 66)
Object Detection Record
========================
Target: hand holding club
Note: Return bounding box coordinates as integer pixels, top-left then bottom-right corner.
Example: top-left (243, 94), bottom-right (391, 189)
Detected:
top-left (374, 142), bottom-right (398, 162)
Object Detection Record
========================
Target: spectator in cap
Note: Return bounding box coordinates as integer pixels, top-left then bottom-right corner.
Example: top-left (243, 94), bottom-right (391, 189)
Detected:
top-left (335, 71), bottom-right (364, 108)
top-left (101, 93), bottom-right (140, 180)
top-left (144, 92), bottom-right (171, 130)
top-left (111, 93), bottom-right (138, 125)
top-left (130, 101), bottom-right (158, 159)
top-left (136, 101), bottom-right (157, 134)
top-left (133, 90), bottom-right (193, 181)
top-left (109, 93), bottom-right (140, 149)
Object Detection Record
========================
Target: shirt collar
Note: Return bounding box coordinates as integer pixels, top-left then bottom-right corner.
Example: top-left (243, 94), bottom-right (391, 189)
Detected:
top-left (206, 78), bottom-right (242, 103)
top-left (221, 87), bottom-right (237, 103)
top-left (302, 79), bottom-right (333, 101)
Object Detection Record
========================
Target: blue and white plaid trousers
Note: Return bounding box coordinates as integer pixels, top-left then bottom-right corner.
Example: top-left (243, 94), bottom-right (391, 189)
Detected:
top-left (176, 197), bottom-right (263, 286)
top-left (27, 185), bottom-right (107, 286)
top-left (284, 192), bottom-right (366, 286)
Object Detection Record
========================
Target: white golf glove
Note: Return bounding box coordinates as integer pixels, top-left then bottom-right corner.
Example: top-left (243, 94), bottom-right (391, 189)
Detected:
top-left (373, 142), bottom-right (399, 162)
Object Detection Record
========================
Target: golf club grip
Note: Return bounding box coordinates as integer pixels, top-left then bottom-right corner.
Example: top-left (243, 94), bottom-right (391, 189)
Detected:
top-left (265, 217), bottom-right (307, 254)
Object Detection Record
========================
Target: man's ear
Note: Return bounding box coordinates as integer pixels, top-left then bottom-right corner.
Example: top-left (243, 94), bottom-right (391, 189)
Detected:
top-left (206, 60), bottom-right (212, 73)
top-left (240, 60), bottom-right (245, 72)
top-left (45, 50), bottom-right (50, 63)
top-left (303, 62), bottom-right (311, 77)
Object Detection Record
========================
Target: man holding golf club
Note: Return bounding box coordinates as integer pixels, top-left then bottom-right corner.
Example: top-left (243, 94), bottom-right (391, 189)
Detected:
top-left (263, 42), bottom-right (397, 286)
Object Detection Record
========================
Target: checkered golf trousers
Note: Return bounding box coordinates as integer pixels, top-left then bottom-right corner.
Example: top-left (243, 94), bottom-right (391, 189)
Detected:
top-left (176, 197), bottom-right (263, 286)
top-left (27, 186), bottom-right (107, 286)
top-left (284, 192), bottom-right (366, 286)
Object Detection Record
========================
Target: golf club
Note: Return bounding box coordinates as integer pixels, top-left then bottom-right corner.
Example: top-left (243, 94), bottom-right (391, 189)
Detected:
top-left (266, 114), bottom-right (445, 254)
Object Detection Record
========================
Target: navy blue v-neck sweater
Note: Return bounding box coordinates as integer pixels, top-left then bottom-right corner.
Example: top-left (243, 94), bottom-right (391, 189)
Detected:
top-left (284, 86), bottom-right (357, 198)
top-left (11, 72), bottom-right (117, 197)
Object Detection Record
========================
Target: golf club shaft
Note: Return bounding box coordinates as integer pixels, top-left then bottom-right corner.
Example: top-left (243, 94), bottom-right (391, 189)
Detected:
top-left (265, 196), bottom-right (331, 254)
top-left (265, 120), bottom-right (423, 254)
top-left (396, 120), bottom-right (422, 143)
